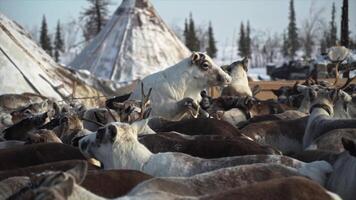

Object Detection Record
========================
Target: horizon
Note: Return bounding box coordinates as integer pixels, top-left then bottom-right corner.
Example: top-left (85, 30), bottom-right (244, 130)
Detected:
top-left (1, 0), bottom-right (355, 47)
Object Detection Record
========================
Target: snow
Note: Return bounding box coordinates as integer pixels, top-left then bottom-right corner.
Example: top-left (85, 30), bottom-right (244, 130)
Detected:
top-left (70, 0), bottom-right (191, 82)
top-left (248, 67), bottom-right (270, 80)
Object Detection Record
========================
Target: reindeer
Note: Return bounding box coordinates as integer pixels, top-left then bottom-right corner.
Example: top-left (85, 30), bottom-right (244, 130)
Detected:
top-left (81, 84), bottom-right (153, 131)
top-left (295, 137), bottom-right (356, 200)
top-left (1, 112), bottom-right (49, 141)
top-left (78, 121), bottom-right (332, 182)
top-left (7, 162), bottom-right (337, 200)
top-left (221, 58), bottom-right (252, 97)
top-left (129, 52), bottom-right (232, 120)
top-left (303, 83), bottom-right (356, 149)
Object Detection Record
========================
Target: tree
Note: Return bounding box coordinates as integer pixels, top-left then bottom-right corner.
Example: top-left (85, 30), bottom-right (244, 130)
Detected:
top-left (300, 4), bottom-right (324, 58)
top-left (183, 19), bottom-right (188, 42)
top-left (81, 0), bottom-right (110, 42)
top-left (320, 31), bottom-right (328, 54)
top-left (54, 20), bottom-right (64, 62)
top-left (238, 22), bottom-right (246, 57)
top-left (282, 31), bottom-right (289, 56)
top-left (39, 15), bottom-right (52, 56)
top-left (340, 0), bottom-right (349, 47)
top-left (184, 13), bottom-right (200, 51)
top-left (287, 0), bottom-right (299, 58)
top-left (327, 3), bottom-right (337, 47)
top-left (206, 22), bottom-right (217, 58)
top-left (245, 21), bottom-right (252, 58)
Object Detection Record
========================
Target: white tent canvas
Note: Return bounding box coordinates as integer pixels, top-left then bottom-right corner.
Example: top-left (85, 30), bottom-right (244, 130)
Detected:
top-left (70, 0), bottom-right (191, 82)
top-left (0, 13), bottom-right (102, 105)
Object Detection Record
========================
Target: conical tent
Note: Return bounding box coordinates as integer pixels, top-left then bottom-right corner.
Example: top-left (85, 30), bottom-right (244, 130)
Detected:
top-left (0, 13), bottom-right (102, 106)
top-left (70, 0), bottom-right (191, 82)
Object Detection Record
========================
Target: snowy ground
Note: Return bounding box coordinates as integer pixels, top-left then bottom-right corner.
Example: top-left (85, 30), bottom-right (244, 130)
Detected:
top-left (248, 67), bottom-right (270, 81)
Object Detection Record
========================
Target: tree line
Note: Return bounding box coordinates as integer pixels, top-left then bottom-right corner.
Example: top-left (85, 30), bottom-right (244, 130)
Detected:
top-left (184, 0), bottom-right (353, 62)
top-left (38, 0), bottom-right (353, 64)
top-left (39, 0), bottom-right (110, 62)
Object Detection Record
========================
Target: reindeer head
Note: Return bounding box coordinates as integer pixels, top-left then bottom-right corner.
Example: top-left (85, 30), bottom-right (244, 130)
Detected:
top-left (190, 52), bottom-right (231, 87)
top-left (112, 82), bottom-right (152, 123)
top-left (222, 57), bottom-right (249, 77)
top-left (8, 162), bottom-right (87, 200)
top-left (78, 120), bottom-right (150, 169)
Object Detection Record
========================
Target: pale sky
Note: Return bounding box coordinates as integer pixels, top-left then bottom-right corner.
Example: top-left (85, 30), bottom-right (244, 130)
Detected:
top-left (1, 0), bottom-right (355, 46)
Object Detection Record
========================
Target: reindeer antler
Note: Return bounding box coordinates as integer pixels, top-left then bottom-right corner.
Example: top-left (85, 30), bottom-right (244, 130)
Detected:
top-left (140, 82), bottom-right (152, 119)
top-left (333, 61), bottom-right (341, 86)
top-left (337, 69), bottom-right (356, 90)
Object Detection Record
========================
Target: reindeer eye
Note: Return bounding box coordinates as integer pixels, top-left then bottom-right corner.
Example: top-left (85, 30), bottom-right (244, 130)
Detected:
top-left (201, 62), bottom-right (210, 70)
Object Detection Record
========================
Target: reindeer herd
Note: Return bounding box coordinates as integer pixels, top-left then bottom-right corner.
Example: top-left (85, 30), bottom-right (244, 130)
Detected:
top-left (0, 51), bottom-right (355, 199)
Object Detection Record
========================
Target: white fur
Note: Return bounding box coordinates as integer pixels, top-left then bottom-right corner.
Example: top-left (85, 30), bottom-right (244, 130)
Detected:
top-left (129, 53), bottom-right (231, 120)
top-left (79, 122), bottom-right (331, 185)
top-left (228, 64), bottom-right (252, 97)
top-left (304, 107), bottom-right (331, 149)
top-left (221, 108), bottom-right (248, 127)
top-left (296, 161), bottom-right (333, 186)
top-left (327, 151), bottom-right (356, 200)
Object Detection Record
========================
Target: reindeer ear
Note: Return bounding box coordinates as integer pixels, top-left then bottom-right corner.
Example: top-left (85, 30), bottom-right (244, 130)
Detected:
top-left (66, 161), bottom-right (88, 184)
top-left (107, 124), bottom-right (117, 141)
top-left (131, 119), bottom-right (149, 135)
top-left (242, 57), bottom-right (249, 72)
top-left (200, 90), bottom-right (207, 97)
top-left (191, 52), bottom-right (201, 64)
top-left (342, 137), bottom-right (356, 156)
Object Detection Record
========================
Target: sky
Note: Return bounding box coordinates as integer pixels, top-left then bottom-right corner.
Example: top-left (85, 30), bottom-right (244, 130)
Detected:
top-left (1, 0), bottom-right (355, 47)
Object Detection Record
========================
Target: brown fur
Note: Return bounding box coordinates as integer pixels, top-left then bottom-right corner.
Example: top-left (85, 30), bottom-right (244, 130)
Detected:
top-left (0, 93), bottom-right (46, 111)
top-left (82, 170), bottom-right (152, 198)
top-left (2, 112), bottom-right (48, 141)
top-left (291, 150), bottom-right (339, 164)
top-left (202, 176), bottom-right (334, 200)
top-left (25, 129), bottom-right (62, 144)
top-left (139, 132), bottom-right (281, 158)
top-left (0, 160), bottom-right (96, 181)
top-left (52, 114), bottom-right (84, 144)
top-left (0, 143), bottom-right (87, 170)
top-left (241, 116), bottom-right (309, 154)
top-left (239, 110), bottom-right (307, 129)
top-left (310, 129), bottom-right (356, 152)
top-left (148, 118), bottom-right (242, 137)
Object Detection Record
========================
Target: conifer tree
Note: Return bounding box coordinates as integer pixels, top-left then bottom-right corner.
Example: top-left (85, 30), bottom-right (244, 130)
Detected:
top-left (327, 3), bottom-right (337, 47)
top-left (245, 21), bottom-right (252, 58)
top-left (206, 22), bottom-right (217, 58)
top-left (238, 22), bottom-right (246, 57)
top-left (54, 20), bottom-right (64, 62)
top-left (40, 15), bottom-right (52, 56)
top-left (287, 0), bottom-right (299, 58)
top-left (320, 31), bottom-right (328, 54)
top-left (81, 0), bottom-right (110, 42)
top-left (183, 18), bottom-right (189, 45)
top-left (340, 0), bottom-right (349, 47)
top-left (282, 31), bottom-right (289, 57)
top-left (184, 13), bottom-right (200, 51)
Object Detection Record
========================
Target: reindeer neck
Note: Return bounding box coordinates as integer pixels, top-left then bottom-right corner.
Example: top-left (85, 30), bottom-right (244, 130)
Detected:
top-left (230, 68), bottom-right (251, 96)
top-left (113, 138), bottom-right (153, 171)
top-left (162, 59), bottom-right (204, 101)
